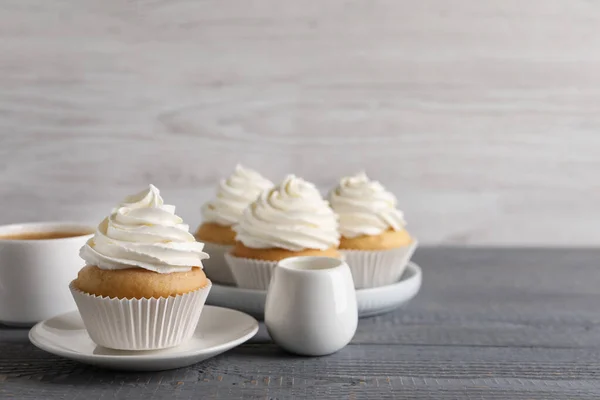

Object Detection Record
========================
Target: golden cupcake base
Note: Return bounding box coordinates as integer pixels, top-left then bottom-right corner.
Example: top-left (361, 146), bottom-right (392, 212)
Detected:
top-left (232, 242), bottom-right (341, 262)
top-left (339, 229), bottom-right (413, 251)
top-left (73, 265), bottom-right (209, 300)
top-left (195, 222), bottom-right (237, 246)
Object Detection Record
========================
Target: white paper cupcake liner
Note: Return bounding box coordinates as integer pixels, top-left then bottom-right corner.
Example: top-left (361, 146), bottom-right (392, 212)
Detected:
top-left (342, 240), bottom-right (418, 289)
top-left (225, 253), bottom-right (277, 290)
top-left (201, 242), bottom-right (236, 286)
top-left (70, 281), bottom-right (211, 351)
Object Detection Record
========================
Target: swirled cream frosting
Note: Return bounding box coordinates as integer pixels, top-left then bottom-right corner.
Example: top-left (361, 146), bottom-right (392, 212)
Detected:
top-left (80, 184), bottom-right (209, 273)
top-left (234, 175), bottom-right (339, 251)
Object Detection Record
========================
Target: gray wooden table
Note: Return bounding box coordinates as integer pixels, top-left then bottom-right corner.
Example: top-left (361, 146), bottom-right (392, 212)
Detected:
top-left (1, 248), bottom-right (599, 399)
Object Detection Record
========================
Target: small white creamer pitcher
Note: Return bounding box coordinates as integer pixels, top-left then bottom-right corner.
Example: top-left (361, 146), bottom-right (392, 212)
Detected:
top-left (264, 256), bottom-right (358, 356)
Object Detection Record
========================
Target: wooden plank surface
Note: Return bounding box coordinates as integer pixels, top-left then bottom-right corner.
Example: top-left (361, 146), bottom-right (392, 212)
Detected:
top-left (1, 0), bottom-right (600, 245)
top-left (1, 248), bottom-right (600, 399)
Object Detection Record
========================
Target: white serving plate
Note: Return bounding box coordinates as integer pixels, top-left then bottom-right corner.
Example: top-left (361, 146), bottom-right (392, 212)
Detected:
top-left (207, 262), bottom-right (422, 319)
top-left (29, 306), bottom-right (258, 371)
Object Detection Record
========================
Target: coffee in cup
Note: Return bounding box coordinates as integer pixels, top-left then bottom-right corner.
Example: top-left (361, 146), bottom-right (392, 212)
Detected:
top-left (0, 230), bottom-right (91, 241)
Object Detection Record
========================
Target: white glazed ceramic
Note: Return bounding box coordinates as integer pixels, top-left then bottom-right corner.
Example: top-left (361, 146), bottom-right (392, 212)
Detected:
top-left (265, 256), bottom-right (358, 356)
top-left (0, 222), bottom-right (94, 326)
top-left (207, 262), bottom-right (422, 319)
top-left (29, 306), bottom-right (259, 371)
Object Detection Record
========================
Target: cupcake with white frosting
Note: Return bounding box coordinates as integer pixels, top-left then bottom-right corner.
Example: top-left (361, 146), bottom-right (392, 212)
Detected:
top-left (329, 172), bottom-right (417, 289)
top-left (196, 165), bottom-right (273, 285)
top-left (71, 184), bottom-right (211, 350)
top-left (225, 175), bottom-right (340, 290)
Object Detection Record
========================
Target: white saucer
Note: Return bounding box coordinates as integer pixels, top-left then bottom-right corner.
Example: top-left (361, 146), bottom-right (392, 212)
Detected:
top-left (207, 262), bottom-right (422, 319)
top-left (29, 305), bottom-right (259, 371)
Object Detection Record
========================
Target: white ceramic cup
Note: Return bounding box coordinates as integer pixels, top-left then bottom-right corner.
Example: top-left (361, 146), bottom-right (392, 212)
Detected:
top-left (0, 222), bottom-right (94, 326)
top-left (265, 256), bottom-right (358, 356)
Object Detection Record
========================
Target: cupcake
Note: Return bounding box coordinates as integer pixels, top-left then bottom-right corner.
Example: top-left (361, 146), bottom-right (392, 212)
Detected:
top-left (329, 172), bottom-right (417, 289)
top-left (196, 165), bottom-right (273, 285)
top-left (71, 184), bottom-right (211, 351)
top-left (225, 175), bottom-right (340, 290)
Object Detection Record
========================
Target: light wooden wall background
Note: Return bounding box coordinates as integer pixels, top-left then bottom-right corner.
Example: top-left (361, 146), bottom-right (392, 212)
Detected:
top-left (0, 0), bottom-right (598, 245)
